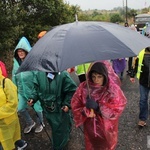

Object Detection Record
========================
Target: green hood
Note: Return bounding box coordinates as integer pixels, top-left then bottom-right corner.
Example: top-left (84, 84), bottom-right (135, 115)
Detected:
top-left (14, 36), bottom-right (32, 61)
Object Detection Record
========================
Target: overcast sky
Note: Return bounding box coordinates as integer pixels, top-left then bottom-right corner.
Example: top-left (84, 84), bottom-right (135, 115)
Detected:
top-left (65, 0), bottom-right (149, 10)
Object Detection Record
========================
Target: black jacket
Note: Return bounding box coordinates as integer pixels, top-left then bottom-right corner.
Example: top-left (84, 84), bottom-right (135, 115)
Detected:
top-left (130, 51), bottom-right (150, 87)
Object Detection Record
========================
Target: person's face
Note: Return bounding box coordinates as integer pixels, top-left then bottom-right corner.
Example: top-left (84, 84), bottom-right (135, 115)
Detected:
top-left (91, 72), bottom-right (104, 86)
top-left (17, 49), bottom-right (26, 60)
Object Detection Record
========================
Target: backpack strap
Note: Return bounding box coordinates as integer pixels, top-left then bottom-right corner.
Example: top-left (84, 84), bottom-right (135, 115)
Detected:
top-left (2, 78), bottom-right (6, 89)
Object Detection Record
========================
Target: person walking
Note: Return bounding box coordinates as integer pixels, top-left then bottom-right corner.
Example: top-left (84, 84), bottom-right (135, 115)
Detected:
top-left (75, 63), bottom-right (91, 83)
top-left (12, 37), bottom-right (44, 133)
top-left (71, 61), bottom-right (127, 150)
top-left (130, 47), bottom-right (150, 127)
top-left (112, 58), bottom-right (126, 81)
top-left (0, 71), bottom-right (27, 150)
top-left (126, 24), bottom-right (138, 75)
top-left (28, 71), bottom-right (77, 150)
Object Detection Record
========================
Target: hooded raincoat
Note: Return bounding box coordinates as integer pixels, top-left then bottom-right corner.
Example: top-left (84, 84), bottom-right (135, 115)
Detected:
top-left (30, 71), bottom-right (77, 150)
top-left (12, 37), bottom-right (42, 112)
top-left (112, 58), bottom-right (126, 74)
top-left (0, 61), bottom-right (7, 78)
top-left (71, 61), bottom-right (127, 150)
top-left (0, 73), bottom-right (21, 150)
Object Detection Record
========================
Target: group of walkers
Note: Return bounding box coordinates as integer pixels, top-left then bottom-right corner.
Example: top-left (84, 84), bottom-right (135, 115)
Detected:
top-left (0, 22), bottom-right (150, 150)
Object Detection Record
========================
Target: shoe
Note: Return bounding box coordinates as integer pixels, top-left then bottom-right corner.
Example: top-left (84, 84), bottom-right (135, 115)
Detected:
top-left (35, 124), bottom-right (45, 133)
top-left (24, 121), bottom-right (36, 134)
top-left (138, 120), bottom-right (146, 127)
top-left (17, 140), bottom-right (27, 150)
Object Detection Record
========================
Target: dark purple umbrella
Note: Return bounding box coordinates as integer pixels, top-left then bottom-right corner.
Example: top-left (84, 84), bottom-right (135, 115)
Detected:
top-left (17, 21), bottom-right (150, 73)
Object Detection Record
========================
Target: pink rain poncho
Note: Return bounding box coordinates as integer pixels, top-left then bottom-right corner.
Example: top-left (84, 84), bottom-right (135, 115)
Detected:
top-left (71, 61), bottom-right (127, 150)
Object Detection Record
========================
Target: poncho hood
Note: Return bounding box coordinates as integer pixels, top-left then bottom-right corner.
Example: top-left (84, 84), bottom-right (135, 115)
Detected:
top-left (14, 36), bottom-right (32, 64)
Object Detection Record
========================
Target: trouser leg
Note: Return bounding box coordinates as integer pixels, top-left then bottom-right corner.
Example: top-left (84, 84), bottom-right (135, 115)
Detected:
top-left (139, 85), bottom-right (149, 121)
top-left (128, 57), bottom-right (133, 71)
top-left (36, 111), bottom-right (44, 124)
top-left (19, 109), bottom-right (33, 124)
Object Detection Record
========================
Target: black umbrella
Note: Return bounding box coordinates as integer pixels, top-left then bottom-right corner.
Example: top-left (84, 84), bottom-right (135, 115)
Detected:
top-left (17, 21), bottom-right (150, 73)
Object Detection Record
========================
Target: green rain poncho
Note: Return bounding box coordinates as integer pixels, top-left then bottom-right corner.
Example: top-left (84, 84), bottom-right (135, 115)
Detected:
top-left (12, 37), bottom-right (43, 112)
top-left (30, 71), bottom-right (77, 150)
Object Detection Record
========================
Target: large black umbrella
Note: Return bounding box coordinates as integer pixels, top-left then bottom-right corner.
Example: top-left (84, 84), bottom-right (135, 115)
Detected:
top-left (18, 21), bottom-right (150, 73)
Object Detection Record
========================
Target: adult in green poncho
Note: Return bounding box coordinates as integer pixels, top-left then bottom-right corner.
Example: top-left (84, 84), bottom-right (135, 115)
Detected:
top-left (12, 37), bottom-right (44, 134)
top-left (28, 71), bottom-right (77, 150)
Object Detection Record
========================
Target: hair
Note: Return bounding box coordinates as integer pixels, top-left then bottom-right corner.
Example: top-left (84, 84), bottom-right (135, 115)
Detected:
top-left (88, 62), bottom-right (108, 86)
top-left (14, 49), bottom-right (28, 65)
top-left (124, 22), bottom-right (129, 27)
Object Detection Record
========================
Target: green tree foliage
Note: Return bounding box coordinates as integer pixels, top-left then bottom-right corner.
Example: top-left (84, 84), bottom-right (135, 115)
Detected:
top-left (110, 13), bottom-right (123, 23)
top-left (141, 8), bottom-right (149, 14)
top-left (127, 9), bottom-right (137, 18)
top-left (0, 0), bottom-right (80, 72)
top-left (0, 0), bottom-right (80, 50)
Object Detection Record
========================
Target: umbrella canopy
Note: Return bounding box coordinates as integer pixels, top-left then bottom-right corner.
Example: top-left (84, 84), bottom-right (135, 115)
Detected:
top-left (18, 21), bottom-right (150, 73)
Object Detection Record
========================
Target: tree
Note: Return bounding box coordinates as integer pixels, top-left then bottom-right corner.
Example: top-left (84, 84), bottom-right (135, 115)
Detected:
top-left (0, 0), bottom-right (81, 73)
top-left (110, 13), bottom-right (123, 23)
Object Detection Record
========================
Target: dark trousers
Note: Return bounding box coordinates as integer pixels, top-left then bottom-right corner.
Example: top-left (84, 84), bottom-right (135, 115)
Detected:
top-left (128, 57), bottom-right (133, 71)
top-left (78, 74), bottom-right (86, 83)
top-left (139, 84), bottom-right (150, 121)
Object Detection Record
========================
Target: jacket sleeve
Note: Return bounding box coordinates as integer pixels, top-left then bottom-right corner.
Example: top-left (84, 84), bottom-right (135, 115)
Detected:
top-left (28, 72), bottom-right (39, 103)
top-left (0, 78), bottom-right (18, 119)
top-left (61, 71), bottom-right (77, 108)
top-left (71, 84), bottom-right (91, 127)
top-left (12, 59), bottom-right (20, 85)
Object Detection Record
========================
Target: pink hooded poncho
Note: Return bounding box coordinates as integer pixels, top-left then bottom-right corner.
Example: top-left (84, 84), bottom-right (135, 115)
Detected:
top-left (71, 61), bottom-right (127, 150)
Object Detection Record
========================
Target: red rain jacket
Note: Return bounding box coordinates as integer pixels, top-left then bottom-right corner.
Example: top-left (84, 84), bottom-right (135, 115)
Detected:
top-left (71, 61), bottom-right (127, 150)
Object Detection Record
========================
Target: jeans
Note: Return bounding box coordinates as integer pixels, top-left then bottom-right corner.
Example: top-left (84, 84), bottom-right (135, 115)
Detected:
top-left (19, 109), bottom-right (43, 125)
top-left (139, 84), bottom-right (150, 121)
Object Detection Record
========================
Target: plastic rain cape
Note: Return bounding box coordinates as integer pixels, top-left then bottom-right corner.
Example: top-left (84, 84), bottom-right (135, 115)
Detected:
top-left (71, 61), bottom-right (127, 150)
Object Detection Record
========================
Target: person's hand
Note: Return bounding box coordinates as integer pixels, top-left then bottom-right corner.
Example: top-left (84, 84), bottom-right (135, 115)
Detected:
top-left (130, 77), bottom-right (135, 83)
top-left (86, 97), bottom-right (99, 111)
top-left (27, 99), bottom-right (34, 106)
top-left (88, 109), bottom-right (96, 118)
top-left (61, 106), bottom-right (69, 112)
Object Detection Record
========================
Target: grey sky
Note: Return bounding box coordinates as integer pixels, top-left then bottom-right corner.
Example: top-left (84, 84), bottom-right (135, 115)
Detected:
top-left (65, 0), bottom-right (148, 10)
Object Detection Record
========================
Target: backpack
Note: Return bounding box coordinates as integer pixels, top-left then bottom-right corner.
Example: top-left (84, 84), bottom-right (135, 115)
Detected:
top-left (0, 61), bottom-right (8, 77)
